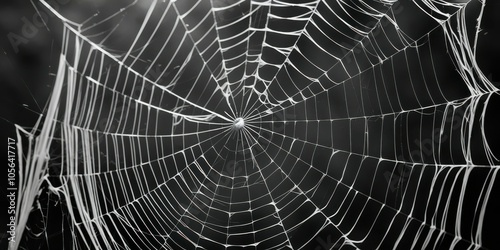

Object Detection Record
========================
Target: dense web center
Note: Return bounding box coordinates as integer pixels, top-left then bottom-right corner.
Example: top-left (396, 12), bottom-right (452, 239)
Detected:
top-left (233, 117), bottom-right (245, 130)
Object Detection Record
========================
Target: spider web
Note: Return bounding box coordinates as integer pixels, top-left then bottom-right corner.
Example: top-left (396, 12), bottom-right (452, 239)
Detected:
top-left (11, 0), bottom-right (500, 249)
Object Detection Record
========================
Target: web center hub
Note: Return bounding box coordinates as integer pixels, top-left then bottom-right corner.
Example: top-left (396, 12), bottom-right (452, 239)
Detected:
top-left (233, 117), bottom-right (245, 130)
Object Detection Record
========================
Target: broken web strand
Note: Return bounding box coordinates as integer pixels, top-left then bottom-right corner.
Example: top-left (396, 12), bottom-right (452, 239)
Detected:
top-left (11, 50), bottom-right (71, 250)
